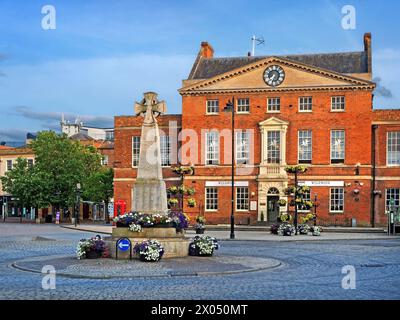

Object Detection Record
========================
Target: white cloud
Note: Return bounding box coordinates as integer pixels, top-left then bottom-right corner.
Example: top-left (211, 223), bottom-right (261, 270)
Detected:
top-left (373, 48), bottom-right (400, 109)
top-left (0, 53), bottom-right (194, 119)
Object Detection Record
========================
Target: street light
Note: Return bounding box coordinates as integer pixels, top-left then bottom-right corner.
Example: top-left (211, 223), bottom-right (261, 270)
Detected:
top-left (223, 97), bottom-right (235, 240)
top-left (75, 183), bottom-right (81, 227)
top-left (313, 194), bottom-right (318, 226)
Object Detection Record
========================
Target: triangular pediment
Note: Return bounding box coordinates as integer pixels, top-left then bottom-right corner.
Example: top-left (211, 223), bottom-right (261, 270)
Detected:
top-left (179, 56), bottom-right (375, 93)
top-left (259, 116), bottom-right (289, 127)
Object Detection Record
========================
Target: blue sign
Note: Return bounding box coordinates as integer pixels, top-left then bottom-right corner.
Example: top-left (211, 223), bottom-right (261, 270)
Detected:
top-left (117, 238), bottom-right (131, 251)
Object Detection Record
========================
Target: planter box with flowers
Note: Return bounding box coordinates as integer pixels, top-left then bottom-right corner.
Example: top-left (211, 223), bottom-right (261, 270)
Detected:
top-left (76, 236), bottom-right (109, 260)
top-left (133, 239), bottom-right (165, 262)
top-left (189, 235), bottom-right (219, 256)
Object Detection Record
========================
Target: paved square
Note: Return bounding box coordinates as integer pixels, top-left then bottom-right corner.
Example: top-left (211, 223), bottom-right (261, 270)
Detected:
top-left (0, 223), bottom-right (399, 300)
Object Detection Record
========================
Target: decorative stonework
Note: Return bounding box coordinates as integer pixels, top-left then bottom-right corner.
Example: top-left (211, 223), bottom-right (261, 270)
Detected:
top-left (132, 92), bottom-right (168, 214)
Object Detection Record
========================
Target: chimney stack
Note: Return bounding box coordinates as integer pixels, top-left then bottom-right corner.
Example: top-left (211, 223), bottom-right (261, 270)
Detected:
top-left (200, 42), bottom-right (214, 58)
top-left (364, 33), bottom-right (372, 74)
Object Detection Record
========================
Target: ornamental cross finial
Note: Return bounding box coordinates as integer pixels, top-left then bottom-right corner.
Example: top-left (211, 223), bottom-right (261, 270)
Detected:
top-left (134, 92), bottom-right (167, 124)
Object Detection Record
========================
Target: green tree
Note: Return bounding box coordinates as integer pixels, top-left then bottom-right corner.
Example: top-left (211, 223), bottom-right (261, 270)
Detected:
top-left (29, 131), bottom-right (102, 212)
top-left (82, 167), bottom-right (114, 221)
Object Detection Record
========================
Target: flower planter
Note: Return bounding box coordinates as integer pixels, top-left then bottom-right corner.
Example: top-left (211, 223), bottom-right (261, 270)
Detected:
top-left (189, 247), bottom-right (213, 256)
top-left (195, 228), bottom-right (205, 234)
top-left (139, 254), bottom-right (160, 262)
top-left (116, 222), bottom-right (129, 228)
top-left (86, 251), bottom-right (102, 259)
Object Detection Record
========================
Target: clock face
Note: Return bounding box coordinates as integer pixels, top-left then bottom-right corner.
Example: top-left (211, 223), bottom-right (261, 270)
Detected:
top-left (263, 65), bottom-right (285, 87)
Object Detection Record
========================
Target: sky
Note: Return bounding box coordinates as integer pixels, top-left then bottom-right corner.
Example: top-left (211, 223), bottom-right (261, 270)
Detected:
top-left (0, 0), bottom-right (399, 143)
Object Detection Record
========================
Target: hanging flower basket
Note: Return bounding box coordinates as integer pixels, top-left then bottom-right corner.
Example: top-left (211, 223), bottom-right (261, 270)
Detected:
top-left (168, 198), bottom-right (179, 207)
top-left (187, 198), bottom-right (196, 207)
top-left (285, 165), bottom-right (308, 174)
top-left (277, 199), bottom-right (287, 207)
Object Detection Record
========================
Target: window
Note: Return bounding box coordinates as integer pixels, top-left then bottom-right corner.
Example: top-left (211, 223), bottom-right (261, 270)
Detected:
top-left (6, 160), bottom-right (12, 171)
top-left (132, 136), bottom-right (141, 167)
top-left (267, 131), bottom-right (280, 164)
top-left (267, 97), bottom-right (280, 112)
top-left (237, 98), bottom-right (250, 113)
top-left (386, 188), bottom-right (400, 213)
top-left (160, 135), bottom-right (171, 166)
top-left (205, 131), bottom-right (219, 165)
top-left (205, 187), bottom-right (218, 210)
top-left (236, 130), bottom-right (250, 164)
top-left (331, 130), bottom-right (345, 163)
top-left (236, 187), bottom-right (249, 211)
top-left (101, 155), bottom-right (109, 166)
top-left (299, 97), bottom-right (312, 112)
top-left (331, 96), bottom-right (345, 111)
top-left (387, 132), bottom-right (400, 165)
top-left (298, 130), bottom-right (312, 163)
top-left (27, 159), bottom-right (34, 168)
top-left (298, 188), bottom-right (311, 212)
top-left (106, 131), bottom-right (114, 141)
top-left (330, 188), bottom-right (344, 212)
top-left (206, 100), bottom-right (219, 114)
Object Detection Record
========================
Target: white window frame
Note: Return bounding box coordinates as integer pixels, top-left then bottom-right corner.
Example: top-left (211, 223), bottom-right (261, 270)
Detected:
top-left (206, 99), bottom-right (219, 114)
top-left (385, 188), bottom-right (400, 213)
top-left (267, 97), bottom-right (281, 113)
top-left (330, 130), bottom-right (345, 163)
top-left (331, 96), bottom-right (345, 112)
top-left (205, 187), bottom-right (218, 211)
top-left (387, 131), bottom-right (400, 166)
top-left (236, 187), bottom-right (249, 211)
top-left (6, 160), bottom-right (12, 171)
top-left (205, 131), bottom-right (219, 165)
top-left (330, 188), bottom-right (344, 213)
top-left (299, 96), bottom-right (313, 112)
top-left (235, 130), bottom-right (250, 164)
top-left (237, 98), bottom-right (250, 113)
top-left (266, 130), bottom-right (281, 164)
top-left (298, 130), bottom-right (312, 163)
top-left (132, 136), bottom-right (141, 167)
top-left (160, 135), bottom-right (171, 167)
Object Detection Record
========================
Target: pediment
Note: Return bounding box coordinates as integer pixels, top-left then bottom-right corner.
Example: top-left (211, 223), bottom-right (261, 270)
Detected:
top-left (259, 116), bottom-right (289, 127)
top-left (180, 56), bottom-right (375, 93)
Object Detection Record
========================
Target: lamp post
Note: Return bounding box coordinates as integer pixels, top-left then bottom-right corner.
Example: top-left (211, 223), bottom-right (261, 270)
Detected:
top-left (223, 97), bottom-right (235, 239)
top-left (75, 183), bottom-right (81, 227)
top-left (313, 194), bottom-right (318, 226)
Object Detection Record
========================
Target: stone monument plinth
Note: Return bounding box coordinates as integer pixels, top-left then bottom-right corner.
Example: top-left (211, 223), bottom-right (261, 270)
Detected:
top-left (110, 92), bottom-right (189, 259)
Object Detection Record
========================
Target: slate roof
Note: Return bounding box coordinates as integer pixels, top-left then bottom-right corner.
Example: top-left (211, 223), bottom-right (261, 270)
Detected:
top-left (188, 51), bottom-right (368, 80)
top-left (70, 132), bottom-right (94, 141)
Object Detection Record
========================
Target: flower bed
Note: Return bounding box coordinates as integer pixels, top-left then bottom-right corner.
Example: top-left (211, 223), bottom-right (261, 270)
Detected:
top-left (76, 235), bottom-right (109, 259)
top-left (189, 235), bottom-right (219, 256)
top-left (113, 211), bottom-right (189, 232)
top-left (277, 223), bottom-right (296, 236)
top-left (133, 240), bottom-right (164, 262)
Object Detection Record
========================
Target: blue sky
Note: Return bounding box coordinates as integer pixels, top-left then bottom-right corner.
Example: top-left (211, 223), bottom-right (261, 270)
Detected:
top-left (0, 0), bottom-right (399, 143)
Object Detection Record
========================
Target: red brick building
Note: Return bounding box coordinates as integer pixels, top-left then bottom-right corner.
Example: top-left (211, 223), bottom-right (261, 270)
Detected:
top-left (114, 33), bottom-right (400, 227)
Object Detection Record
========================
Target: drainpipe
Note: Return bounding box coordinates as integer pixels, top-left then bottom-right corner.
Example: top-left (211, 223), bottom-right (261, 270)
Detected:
top-left (371, 125), bottom-right (378, 228)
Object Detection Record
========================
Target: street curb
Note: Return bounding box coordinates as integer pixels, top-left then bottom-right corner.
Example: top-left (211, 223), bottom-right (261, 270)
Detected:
top-left (10, 255), bottom-right (282, 279)
top-left (59, 225), bottom-right (398, 242)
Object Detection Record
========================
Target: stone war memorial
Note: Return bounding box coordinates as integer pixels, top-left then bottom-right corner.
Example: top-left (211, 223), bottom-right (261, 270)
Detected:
top-left (109, 92), bottom-right (190, 259)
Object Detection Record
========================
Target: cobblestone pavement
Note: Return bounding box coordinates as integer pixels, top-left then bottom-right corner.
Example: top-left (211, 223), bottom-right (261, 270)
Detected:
top-left (0, 223), bottom-right (399, 300)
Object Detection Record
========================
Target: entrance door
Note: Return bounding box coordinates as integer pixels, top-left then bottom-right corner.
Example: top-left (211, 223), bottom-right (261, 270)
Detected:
top-left (267, 196), bottom-right (280, 223)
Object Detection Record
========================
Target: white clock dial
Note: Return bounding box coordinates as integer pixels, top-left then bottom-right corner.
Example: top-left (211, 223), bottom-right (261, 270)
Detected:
top-left (263, 65), bottom-right (285, 87)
